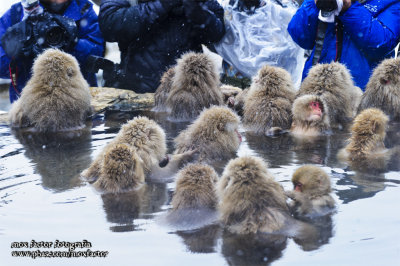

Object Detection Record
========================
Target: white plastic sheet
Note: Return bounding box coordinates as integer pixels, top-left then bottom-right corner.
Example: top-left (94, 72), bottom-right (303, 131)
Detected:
top-left (214, 0), bottom-right (305, 88)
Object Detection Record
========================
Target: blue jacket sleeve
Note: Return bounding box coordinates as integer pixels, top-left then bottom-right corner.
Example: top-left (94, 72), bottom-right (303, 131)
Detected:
top-left (287, 0), bottom-right (319, 50)
top-left (99, 0), bottom-right (170, 43)
top-left (0, 9), bottom-right (12, 79)
top-left (339, 1), bottom-right (400, 60)
top-left (73, 4), bottom-right (104, 64)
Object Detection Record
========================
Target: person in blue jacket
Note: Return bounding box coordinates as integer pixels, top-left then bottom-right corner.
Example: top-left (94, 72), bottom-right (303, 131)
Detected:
top-left (288, 0), bottom-right (400, 90)
top-left (98, 0), bottom-right (225, 93)
top-left (0, 0), bottom-right (104, 103)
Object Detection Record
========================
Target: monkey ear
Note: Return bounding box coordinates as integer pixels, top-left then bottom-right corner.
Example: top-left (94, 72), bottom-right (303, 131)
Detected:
top-left (217, 122), bottom-right (225, 131)
top-left (67, 67), bottom-right (75, 78)
top-left (379, 77), bottom-right (389, 85)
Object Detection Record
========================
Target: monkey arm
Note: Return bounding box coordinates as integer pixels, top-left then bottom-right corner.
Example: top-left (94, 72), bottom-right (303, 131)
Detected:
top-left (339, 0), bottom-right (400, 60)
top-left (287, 0), bottom-right (319, 50)
top-left (149, 150), bottom-right (197, 179)
top-left (286, 190), bottom-right (313, 216)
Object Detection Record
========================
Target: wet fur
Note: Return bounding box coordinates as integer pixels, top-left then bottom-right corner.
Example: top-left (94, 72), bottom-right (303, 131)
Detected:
top-left (217, 156), bottom-right (290, 234)
top-left (153, 67), bottom-right (175, 112)
top-left (243, 65), bottom-right (296, 135)
top-left (8, 49), bottom-right (92, 131)
top-left (174, 106), bottom-right (241, 163)
top-left (166, 52), bottom-right (224, 121)
top-left (358, 58), bottom-right (400, 120)
top-left (286, 165), bottom-right (335, 217)
top-left (296, 62), bottom-right (362, 129)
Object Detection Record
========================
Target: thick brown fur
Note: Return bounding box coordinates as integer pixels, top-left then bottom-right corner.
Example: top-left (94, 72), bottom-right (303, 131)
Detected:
top-left (81, 116), bottom-right (167, 184)
top-left (174, 106), bottom-right (241, 163)
top-left (8, 49), bottom-right (92, 131)
top-left (220, 84), bottom-right (242, 107)
top-left (93, 143), bottom-right (145, 193)
top-left (217, 156), bottom-right (290, 234)
top-left (291, 94), bottom-right (330, 136)
top-left (358, 58), bottom-right (400, 120)
top-left (165, 52), bottom-right (224, 121)
top-left (243, 65), bottom-right (296, 135)
top-left (296, 62), bottom-right (362, 129)
top-left (286, 165), bottom-right (335, 217)
top-left (171, 164), bottom-right (219, 210)
top-left (233, 87), bottom-right (249, 116)
top-left (153, 67), bottom-right (175, 112)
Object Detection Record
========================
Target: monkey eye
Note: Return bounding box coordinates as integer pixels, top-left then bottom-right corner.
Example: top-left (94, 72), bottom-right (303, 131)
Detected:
top-left (311, 101), bottom-right (319, 108)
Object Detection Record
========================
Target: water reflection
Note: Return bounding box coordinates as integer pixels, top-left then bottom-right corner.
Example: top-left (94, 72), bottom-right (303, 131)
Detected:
top-left (175, 224), bottom-right (221, 253)
top-left (10, 125), bottom-right (92, 192)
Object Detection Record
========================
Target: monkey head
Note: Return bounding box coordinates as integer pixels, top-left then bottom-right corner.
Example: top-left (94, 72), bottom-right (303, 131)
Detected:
top-left (292, 95), bottom-right (330, 126)
top-left (172, 163), bottom-right (219, 210)
top-left (173, 52), bottom-right (219, 90)
top-left (372, 58), bottom-right (400, 86)
top-left (350, 108), bottom-right (389, 143)
top-left (31, 48), bottom-right (88, 89)
top-left (116, 116), bottom-right (167, 162)
top-left (253, 64), bottom-right (294, 94)
top-left (95, 143), bottom-right (145, 193)
top-left (291, 165), bottom-right (331, 196)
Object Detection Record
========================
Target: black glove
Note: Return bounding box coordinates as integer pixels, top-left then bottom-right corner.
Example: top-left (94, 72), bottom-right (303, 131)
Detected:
top-left (1, 19), bottom-right (32, 59)
top-left (182, 0), bottom-right (209, 24)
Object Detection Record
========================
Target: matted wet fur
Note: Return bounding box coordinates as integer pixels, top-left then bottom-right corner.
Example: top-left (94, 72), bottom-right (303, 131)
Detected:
top-left (171, 164), bottom-right (219, 211)
top-left (217, 156), bottom-right (290, 234)
top-left (286, 165), bottom-right (335, 217)
top-left (291, 94), bottom-right (330, 136)
top-left (165, 52), bottom-right (224, 121)
top-left (81, 116), bottom-right (166, 185)
top-left (243, 65), bottom-right (296, 135)
top-left (358, 58), bottom-right (400, 120)
top-left (174, 106), bottom-right (241, 163)
top-left (153, 67), bottom-right (175, 112)
top-left (8, 49), bottom-right (92, 132)
top-left (296, 62), bottom-right (362, 129)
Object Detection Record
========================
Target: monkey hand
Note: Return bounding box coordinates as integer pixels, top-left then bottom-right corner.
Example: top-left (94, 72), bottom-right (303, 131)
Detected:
top-left (173, 149), bottom-right (198, 165)
top-left (285, 190), bottom-right (306, 203)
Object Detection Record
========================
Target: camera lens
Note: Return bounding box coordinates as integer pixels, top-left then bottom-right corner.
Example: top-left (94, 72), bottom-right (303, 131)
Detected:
top-left (45, 26), bottom-right (64, 47)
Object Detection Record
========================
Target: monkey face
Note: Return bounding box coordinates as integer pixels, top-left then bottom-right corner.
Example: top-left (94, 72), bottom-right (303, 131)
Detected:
top-left (307, 100), bottom-right (324, 122)
top-left (291, 165), bottom-right (331, 195)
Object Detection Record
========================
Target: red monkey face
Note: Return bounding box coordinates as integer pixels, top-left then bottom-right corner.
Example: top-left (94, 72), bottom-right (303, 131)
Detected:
top-left (307, 101), bottom-right (323, 122)
top-left (293, 181), bottom-right (303, 192)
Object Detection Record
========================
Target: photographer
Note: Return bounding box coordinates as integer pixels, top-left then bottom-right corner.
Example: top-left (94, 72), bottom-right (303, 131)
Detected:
top-left (287, 0), bottom-right (400, 90)
top-left (98, 0), bottom-right (225, 93)
top-left (0, 0), bottom-right (104, 103)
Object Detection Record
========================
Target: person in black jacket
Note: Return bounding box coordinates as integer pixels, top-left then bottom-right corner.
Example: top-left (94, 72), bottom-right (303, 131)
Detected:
top-left (98, 0), bottom-right (225, 93)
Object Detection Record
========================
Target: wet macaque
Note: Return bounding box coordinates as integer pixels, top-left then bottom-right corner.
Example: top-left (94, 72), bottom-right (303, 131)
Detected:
top-left (82, 116), bottom-right (194, 191)
top-left (295, 62), bottom-right (362, 130)
top-left (337, 108), bottom-right (399, 171)
top-left (291, 95), bottom-right (330, 136)
top-left (217, 156), bottom-right (290, 234)
top-left (171, 164), bottom-right (219, 211)
top-left (243, 65), bottom-right (296, 135)
top-left (8, 49), bottom-right (92, 132)
top-left (358, 58), bottom-right (400, 120)
top-left (93, 143), bottom-right (145, 193)
top-left (219, 84), bottom-right (242, 107)
top-left (165, 52), bottom-right (224, 121)
top-left (153, 67), bottom-right (175, 112)
top-left (286, 165), bottom-right (335, 217)
top-left (174, 106), bottom-right (242, 163)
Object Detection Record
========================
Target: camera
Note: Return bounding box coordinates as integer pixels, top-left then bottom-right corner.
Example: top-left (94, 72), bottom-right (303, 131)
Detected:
top-left (316, 0), bottom-right (338, 17)
top-left (1, 12), bottom-right (78, 59)
top-left (85, 55), bottom-right (126, 88)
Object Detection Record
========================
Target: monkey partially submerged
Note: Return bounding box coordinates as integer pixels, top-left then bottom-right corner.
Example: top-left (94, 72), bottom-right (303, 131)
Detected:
top-left (174, 106), bottom-right (242, 164)
top-left (286, 165), bottom-right (335, 217)
top-left (243, 65), bottom-right (296, 135)
top-left (358, 58), bottom-right (400, 120)
top-left (8, 49), bottom-right (92, 131)
top-left (82, 116), bottom-right (194, 193)
top-left (165, 52), bottom-right (224, 121)
top-left (291, 62), bottom-right (362, 136)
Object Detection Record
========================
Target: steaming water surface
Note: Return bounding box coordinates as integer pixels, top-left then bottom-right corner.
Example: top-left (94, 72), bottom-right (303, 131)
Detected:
top-left (1, 110), bottom-right (400, 266)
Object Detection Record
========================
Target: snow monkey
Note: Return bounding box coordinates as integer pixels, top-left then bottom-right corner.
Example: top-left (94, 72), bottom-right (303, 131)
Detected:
top-left (171, 163), bottom-right (219, 211)
top-left (358, 58), bottom-right (400, 120)
top-left (217, 156), bottom-right (291, 234)
top-left (292, 62), bottom-right (362, 135)
top-left (286, 165), bottom-right (335, 217)
top-left (219, 84), bottom-right (242, 107)
top-left (81, 116), bottom-right (194, 192)
top-left (243, 65), bottom-right (296, 135)
top-left (165, 52), bottom-right (224, 121)
top-left (173, 106), bottom-right (242, 164)
top-left (153, 66), bottom-right (175, 112)
top-left (8, 49), bottom-right (92, 132)
top-left (338, 108), bottom-right (400, 171)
